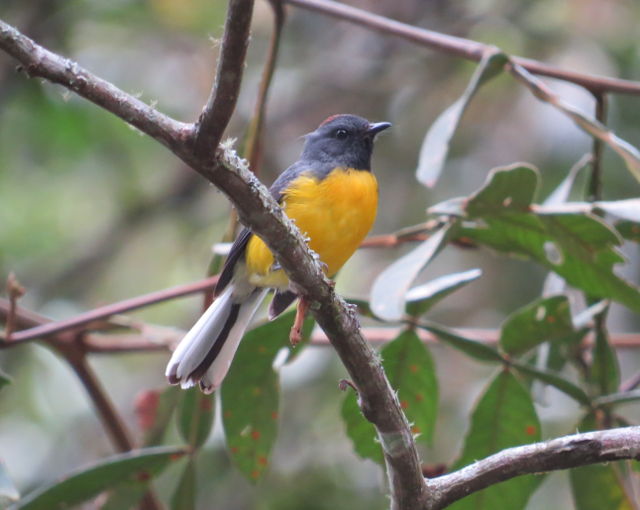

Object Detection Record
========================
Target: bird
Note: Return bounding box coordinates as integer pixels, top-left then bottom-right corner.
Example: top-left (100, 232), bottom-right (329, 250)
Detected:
top-left (166, 114), bottom-right (391, 393)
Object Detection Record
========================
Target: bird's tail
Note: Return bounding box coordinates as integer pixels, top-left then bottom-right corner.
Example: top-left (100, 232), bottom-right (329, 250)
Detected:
top-left (166, 285), bottom-right (268, 393)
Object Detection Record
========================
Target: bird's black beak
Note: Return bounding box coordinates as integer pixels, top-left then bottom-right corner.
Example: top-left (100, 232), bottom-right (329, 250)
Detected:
top-left (367, 121), bottom-right (392, 136)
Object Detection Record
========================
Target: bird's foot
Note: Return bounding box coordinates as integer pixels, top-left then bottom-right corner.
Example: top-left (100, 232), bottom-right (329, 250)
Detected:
top-left (289, 297), bottom-right (309, 346)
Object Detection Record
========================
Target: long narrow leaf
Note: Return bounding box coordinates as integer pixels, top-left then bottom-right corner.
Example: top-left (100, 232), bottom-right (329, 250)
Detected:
top-left (449, 370), bottom-right (542, 510)
top-left (0, 369), bottom-right (11, 390)
top-left (510, 63), bottom-right (640, 182)
top-left (511, 361), bottom-right (591, 405)
top-left (405, 268), bottom-right (482, 318)
top-left (10, 447), bottom-right (186, 510)
top-left (416, 49), bottom-right (508, 187)
top-left (570, 415), bottom-right (635, 510)
top-left (0, 461), bottom-right (19, 507)
top-left (342, 330), bottom-right (439, 462)
top-left (177, 388), bottom-right (214, 449)
top-left (417, 321), bottom-right (504, 363)
top-left (371, 225), bottom-right (452, 321)
top-left (382, 330), bottom-right (438, 444)
top-left (341, 390), bottom-right (384, 465)
top-left (544, 154), bottom-right (591, 206)
top-left (222, 311), bottom-right (313, 482)
top-left (593, 389), bottom-right (640, 407)
top-left (171, 458), bottom-right (196, 510)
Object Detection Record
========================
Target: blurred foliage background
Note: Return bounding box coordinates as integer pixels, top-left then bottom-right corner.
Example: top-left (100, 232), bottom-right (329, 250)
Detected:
top-left (1, 0), bottom-right (640, 508)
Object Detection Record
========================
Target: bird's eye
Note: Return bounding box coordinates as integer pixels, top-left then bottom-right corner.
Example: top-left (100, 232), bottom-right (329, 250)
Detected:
top-left (335, 128), bottom-right (349, 140)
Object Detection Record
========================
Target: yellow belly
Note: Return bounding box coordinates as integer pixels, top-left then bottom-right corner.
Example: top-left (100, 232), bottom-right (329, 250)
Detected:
top-left (245, 168), bottom-right (378, 288)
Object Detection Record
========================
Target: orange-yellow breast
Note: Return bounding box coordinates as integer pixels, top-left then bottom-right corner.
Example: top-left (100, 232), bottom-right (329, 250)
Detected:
top-left (245, 168), bottom-right (378, 288)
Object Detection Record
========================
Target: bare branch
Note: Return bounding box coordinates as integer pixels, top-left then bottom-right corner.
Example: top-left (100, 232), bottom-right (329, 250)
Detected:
top-left (0, 276), bottom-right (219, 343)
top-left (284, 0), bottom-right (640, 96)
top-left (193, 0), bottom-right (255, 159)
top-left (425, 426), bottom-right (640, 509)
top-left (4, 284), bottom-right (640, 352)
top-left (587, 92), bottom-right (608, 201)
top-left (55, 337), bottom-right (136, 453)
top-left (4, 273), bottom-right (25, 339)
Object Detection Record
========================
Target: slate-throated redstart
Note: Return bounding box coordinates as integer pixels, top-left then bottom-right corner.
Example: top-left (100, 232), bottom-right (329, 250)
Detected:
top-left (166, 114), bottom-right (391, 392)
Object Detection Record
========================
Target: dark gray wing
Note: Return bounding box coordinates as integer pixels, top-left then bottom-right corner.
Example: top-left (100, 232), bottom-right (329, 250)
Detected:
top-left (268, 289), bottom-right (298, 320)
top-left (214, 227), bottom-right (252, 295)
top-left (214, 160), bottom-right (312, 295)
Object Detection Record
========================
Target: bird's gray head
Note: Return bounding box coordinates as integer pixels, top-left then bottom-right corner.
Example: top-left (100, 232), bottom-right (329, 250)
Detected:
top-left (301, 114), bottom-right (391, 171)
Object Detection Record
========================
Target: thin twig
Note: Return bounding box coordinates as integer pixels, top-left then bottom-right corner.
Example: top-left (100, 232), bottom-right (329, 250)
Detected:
top-left (588, 92), bottom-right (608, 201)
top-left (425, 426), bottom-right (640, 509)
top-left (193, 0), bottom-right (255, 159)
top-left (283, 0), bottom-right (640, 96)
top-left (55, 336), bottom-right (136, 452)
top-left (0, 276), bottom-right (218, 343)
top-left (620, 372), bottom-right (640, 393)
top-left (242, 0), bottom-right (285, 173)
top-left (4, 273), bottom-right (25, 340)
top-left (4, 293), bottom-right (640, 353)
top-left (53, 336), bottom-right (163, 510)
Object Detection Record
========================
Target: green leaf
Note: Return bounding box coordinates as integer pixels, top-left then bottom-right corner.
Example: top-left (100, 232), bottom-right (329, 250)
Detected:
top-left (0, 368), bottom-right (11, 390)
top-left (405, 268), bottom-right (482, 318)
top-left (428, 196), bottom-right (466, 216)
top-left (590, 317), bottom-right (620, 395)
top-left (449, 370), bottom-right (542, 510)
top-left (543, 154), bottom-right (591, 206)
top-left (615, 220), bottom-right (640, 243)
top-left (139, 386), bottom-right (180, 447)
top-left (370, 225), bottom-right (453, 321)
top-left (416, 49), bottom-right (508, 187)
top-left (177, 388), bottom-right (214, 449)
top-left (466, 163), bottom-right (539, 216)
top-left (511, 62), bottom-right (640, 183)
top-left (100, 484), bottom-right (150, 510)
top-left (342, 330), bottom-right (439, 461)
top-left (511, 361), bottom-right (591, 405)
top-left (171, 458), bottom-right (196, 510)
top-left (221, 311), bottom-right (313, 482)
top-left (0, 461), bottom-right (19, 507)
top-left (570, 415), bottom-right (635, 510)
top-left (9, 447), bottom-right (186, 510)
top-left (500, 295), bottom-right (574, 356)
top-left (593, 389), bottom-right (640, 407)
top-left (417, 321), bottom-right (504, 362)
top-left (594, 198), bottom-right (640, 222)
top-left (382, 330), bottom-right (438, 444)
top-left (457, 165), bottom-right (640, 314)
top-left (341, 390), bottom-right (384, 465)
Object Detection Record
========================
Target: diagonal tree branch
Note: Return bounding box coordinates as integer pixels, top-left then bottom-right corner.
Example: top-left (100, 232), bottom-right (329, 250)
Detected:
top-left (283, 0), bottom-right (640, 96)
top-left (0, 276), bottom-right (219, 344)
top-left (425, 426), bottom-right (640, 509)
top-left (0, 10), bottom-right (427, 509)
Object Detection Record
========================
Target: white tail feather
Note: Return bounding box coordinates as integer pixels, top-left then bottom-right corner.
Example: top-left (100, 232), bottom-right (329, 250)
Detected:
top-left (165, 286), bottom-right (267, 392)
top-left (199, 288), bottom-right (267, 393)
